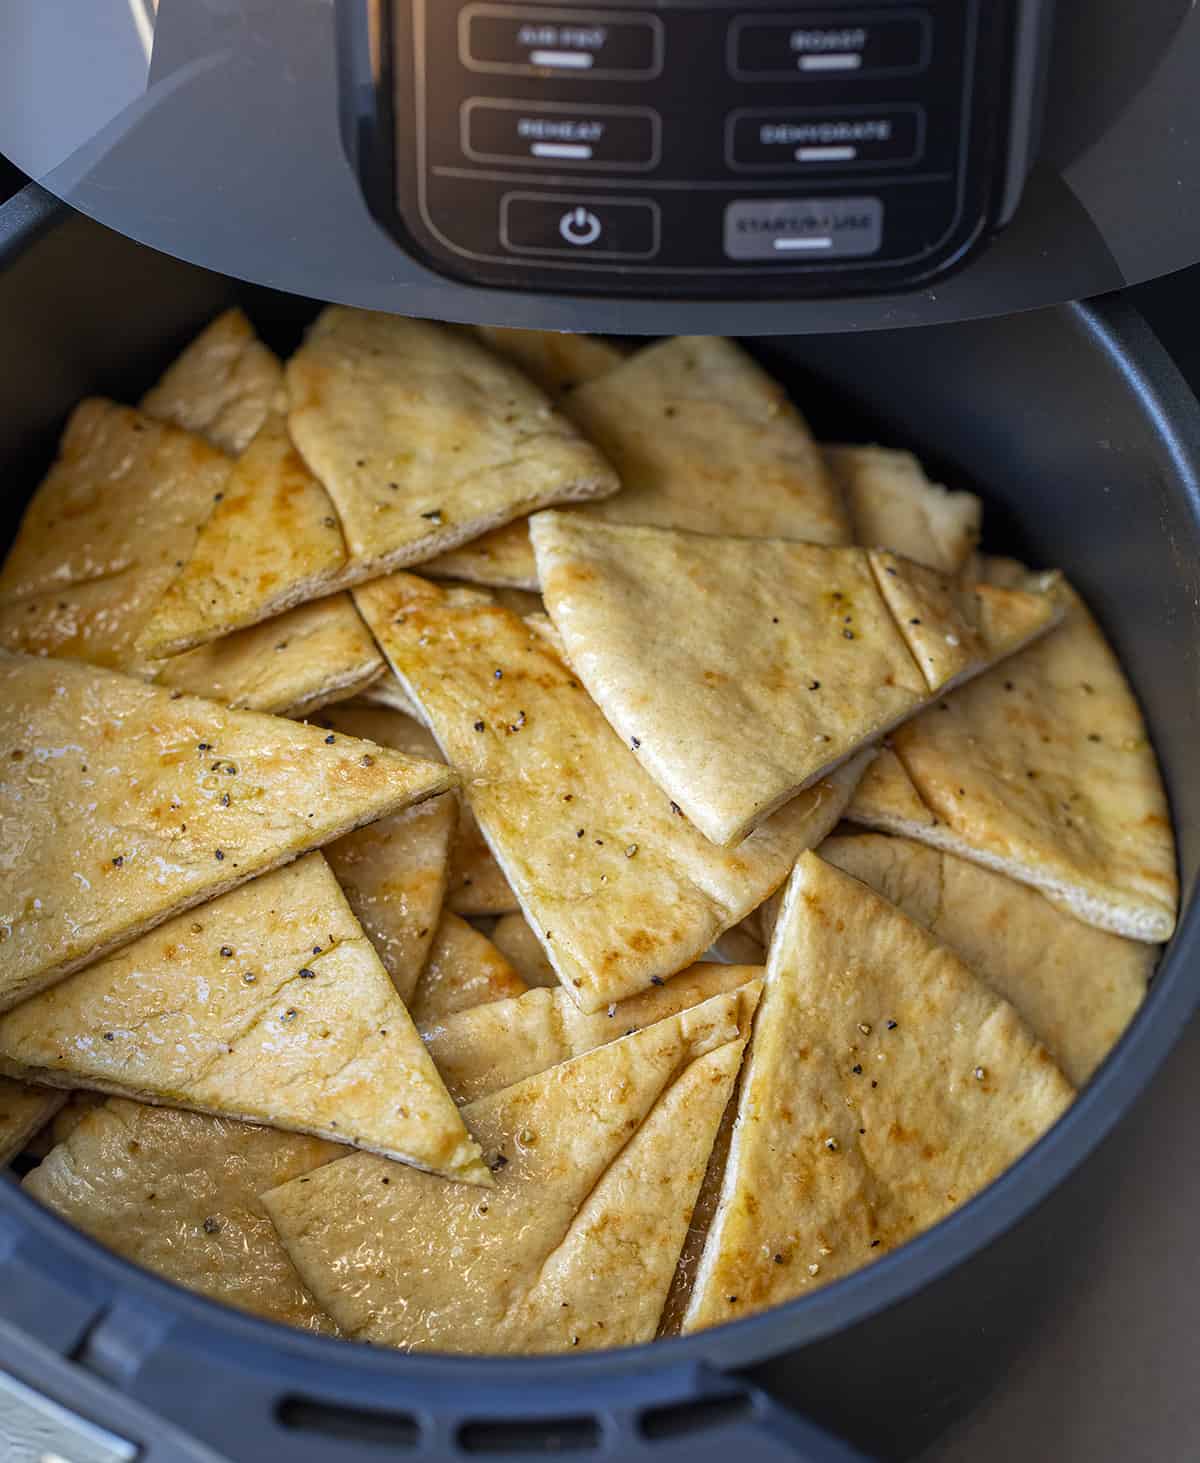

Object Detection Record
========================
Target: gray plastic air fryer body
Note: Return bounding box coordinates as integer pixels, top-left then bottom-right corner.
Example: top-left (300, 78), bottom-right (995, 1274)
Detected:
top-left (0, 189), bottom-right (1198, 1463)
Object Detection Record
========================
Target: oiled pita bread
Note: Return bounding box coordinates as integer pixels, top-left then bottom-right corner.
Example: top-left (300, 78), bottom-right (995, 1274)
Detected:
top-left (566, 335), bottom-right (848, 543)
top-left (357, 671), bottom-right (427, 722)
top-left (847, 562), bottom-right (1177, 942)
top-left (421, 963), bottom-right (759, 1106)
top-left (0, 1078), bottom-right (65, 1164)
top-left (446, 806), bottom-right (519, 915)
top-left (531, 514), bottom-right (1059, 845)
top-left (408, 912), bottom-right (527, 1027)
top-left (682, 853), bottom-right (1074, 1331)
top-left (318, 706), bottom-right (457, 1001)
top-left (490, 912), bottom-right (560, 989)
top-left (0, 853), bottom-right (485, 1183)
top-left (354, 574), bottom-right (869, 1010)
top-left (137, 415), bottom-right (350, 657)
top-left (0, 651), bottom-right (454, 1008)
top-left (25, 1099), bottom-right (340, 1331)
top-left (140, 307), bottom-right (286, 455)
top-left (286, 309), bottom-right (619, 576)
top-left (710, 920), bottom-right (765, 965)
top-left (423, 519), bottom-right (541, 592)
top-left (155, 594), bottom-right (385, 717)
top-left (473, 327), bottom-right (629, 398)
top-left (845, 745), bottom-right (935, 829)
top-left (826, 445), bottom-right (981, 574)
top-left (264, 985), bottom-right (757, 1352)
top-left (820, 834), bottom-right (1153, 1085)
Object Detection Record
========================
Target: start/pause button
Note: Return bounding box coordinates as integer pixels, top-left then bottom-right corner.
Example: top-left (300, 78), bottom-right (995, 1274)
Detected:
top-left (724, 197), bottom-right (883, 259)
top-left (500, 193), bottom-right (660, 258)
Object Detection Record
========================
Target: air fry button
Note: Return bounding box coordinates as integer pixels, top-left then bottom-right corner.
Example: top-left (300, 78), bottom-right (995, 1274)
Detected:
top-left (724, 198), bottom-right (883, 260)
top-left (501, 194), bottom-right (660, 259)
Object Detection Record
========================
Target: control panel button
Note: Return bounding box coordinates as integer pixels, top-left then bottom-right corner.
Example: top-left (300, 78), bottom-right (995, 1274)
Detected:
top-left (463, 100), bottom-right (660, 170)
top-left (730, 12), bottom-right (931, 80)
top-left (728, 107), bottom-right (923, 170)
top-left (461, 5), bottom-right (664, 79)
top-left (501, 193), bottom-right (660, 258)
top-left (723, 197), bottom-right (883, 260)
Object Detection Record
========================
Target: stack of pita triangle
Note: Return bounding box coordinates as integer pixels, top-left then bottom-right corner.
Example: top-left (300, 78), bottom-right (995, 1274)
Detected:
top-left (530, 513), bottom-right (1062, 846)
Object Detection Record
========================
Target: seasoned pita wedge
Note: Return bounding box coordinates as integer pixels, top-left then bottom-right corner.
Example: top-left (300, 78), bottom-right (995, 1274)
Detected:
top-left (318, 706), bottom-right (457, 1001)
top-left (682, 853), bottom-right (1074, 1331)
top-left (473, 327), bottom-right (629, 398)
top-left (358, 671), bottom-right (427, 723)
top-left (849, 562), bottom-right (1177, 942)
top-left (0, 652), bottom-right (454, 1008)
top-left (565, 335), bottom-right (849, 545)
top-left (0, 1079), bottom-right (65, 1164)
top-left (845, 745), bottom-right (935, 829)
top-left (140, 307), bottom-right (286, 455)
top-left (156, 594), bottom-right (384, 717)
top-left (408, 912), bottom-right (527, 1027)
top-left (286, 309), bottom-right (620, 576)
top-left (264, 985), bottom-right (757, 1352)
top-left (826, 445), bottom-right (981, 574)
top-left (531, 514), bottom-right (1060, 845)
top-left (354, 574), bottom-right (868, 1011)
top-left (137, 415), bottom-right (351, 658)
top-left (490, 912), bottom-right (560, 989)
top-left (0, 854), bottom-right (486, 1183)
top-left (421, 962), bottom-right (759, 1106)
top-left (423, 518), bottom-right (541, 592)
top-left (25, 1099), bottom-right (340, 1330)
top-left (820, 834), bottom-right (1153, 1085)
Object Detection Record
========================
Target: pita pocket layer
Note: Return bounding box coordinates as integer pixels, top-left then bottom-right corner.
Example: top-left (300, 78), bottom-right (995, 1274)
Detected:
top-left (0, 651), bottom-right (454, 1008)
top-left (0, 400), bottom-right (231, 671)
top-left (319, 706), bottom-right (458, 1001)
top-left (0, 853), bottom-right (486, 1183)
top-left (490, 912), bottom-right (560, 989)
top-left (531, 514), bottom-right (1061, 846)
top-left (421, 962), bottom-right (760, 1106)
top-left (473, 327), bottom-right (629, 399)
top-left (408, 912), bottom-right (528, 1027)
top-left (140, 307), bottom-right (286, 455)
top-left (682, 852), bottom-right (1074, 1331)
top-left (565, 335), bottom-right (849, 545)
top-left (264, 984), bottom-right (758, 1353)
top-left (827, 445), bottom-right (981, 575)
top-left (286, 308), bottom-right (620, 576)
top-left (155, 594), bottom-right (385, 718)
top-left (846, 561), bottom-right (1177, 942)
top-left (354, 574), bottom-right (868, 1011)
top-left (25, 1099), bottom-right (340, 1331)
top-left (0, 1078), bottom-right (66, 1165)
top-left (820, 834), bottom-right (1154, 1086)
top-left (137, 414), bottom-right (351, 658)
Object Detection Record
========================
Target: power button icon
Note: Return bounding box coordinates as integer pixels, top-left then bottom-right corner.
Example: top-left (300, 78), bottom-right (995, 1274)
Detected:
top-left (559, 206), bottom-right (602, 246)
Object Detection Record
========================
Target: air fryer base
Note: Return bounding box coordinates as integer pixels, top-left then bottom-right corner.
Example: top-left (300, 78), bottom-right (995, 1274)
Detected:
top-left (0, 193), bottom-right (1196, 1463)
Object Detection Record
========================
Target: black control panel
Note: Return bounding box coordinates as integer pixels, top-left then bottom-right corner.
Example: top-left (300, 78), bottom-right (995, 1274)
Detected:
top-left (346, 0), bottom-right (1034, 298)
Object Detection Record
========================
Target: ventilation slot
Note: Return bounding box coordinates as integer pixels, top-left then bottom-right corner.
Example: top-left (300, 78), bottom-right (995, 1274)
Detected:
top-left (458, 1415), bottom-right (601, 1453)
top-left (277, 1397), bottom-right (420, 1447)
top-left (639, 1390), bottom-right (753, 1440)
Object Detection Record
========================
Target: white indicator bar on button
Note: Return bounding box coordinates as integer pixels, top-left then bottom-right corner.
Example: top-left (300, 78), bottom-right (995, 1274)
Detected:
top-left (799, 52), bottom-right (862, 71)
top-left (531, 142), bottom-right (595, 159)
top-left (530, 49), bottom-right (595, 68)
top-left (773, 236), bottom-right (834, 251)
top-left (796, 145), bottom-right (857, 162)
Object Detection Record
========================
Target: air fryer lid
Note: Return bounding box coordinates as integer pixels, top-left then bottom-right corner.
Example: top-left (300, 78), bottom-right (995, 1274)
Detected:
top-left (3, 0), bottom-right (1200, 332)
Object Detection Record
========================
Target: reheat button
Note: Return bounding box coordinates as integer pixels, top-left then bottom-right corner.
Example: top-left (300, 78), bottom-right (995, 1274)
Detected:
top-left (730, 11), bottom-right (931, 80)
top-left (462, 6), bottom-right (664, 79)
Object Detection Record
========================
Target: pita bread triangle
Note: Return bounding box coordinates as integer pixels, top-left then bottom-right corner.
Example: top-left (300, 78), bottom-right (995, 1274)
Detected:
top-left (263, 983), bottom-right (758, 1352)
top-left (847, 559), bottom-right (1177, 943)
top-left (489, 912), bottom-right (561, 989)
top-left (357, 670), bottom-right (427, 722)
top-left (25, 1097), bottom-right (341, 1331)
top-left (421, 961), bottom-right (759, 1106)
top-left (0, 1078), bottom-right (65, 1165)
top-left (318, 705), bottom-right (457, 1002)
top-left (140, 307), bottom-right (286, 456)
top-left (530, 513), bottom-right (1060, 846)
top-left (682, 852), bottom-right (1074, 1332)
top-left (286, 308), bottom-right (620, 577)
top-left (421, 517), bottom-right (541, 592)
top-left (408, 911), bottom-right (528, 1027)
top-left (353, 573), bottom-right (869, 1012)
top-left (820, 833), bottom-right (1153, 1086)
top-left (0, 650), bottom-right (455, 1008)
top-left (473, 327), bottom-right (630, 399)
top-left (565, 335), bottom-right (851, 545)
top-left (0, 852), bottom-right (487, 1183)
top-left (826, 445), bottom-right (981, 575)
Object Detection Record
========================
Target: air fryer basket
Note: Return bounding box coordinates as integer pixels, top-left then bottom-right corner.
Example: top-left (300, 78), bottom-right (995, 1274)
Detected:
top-left (0, 191), bottom-right (1197, 1463)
